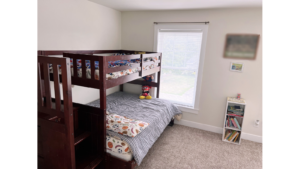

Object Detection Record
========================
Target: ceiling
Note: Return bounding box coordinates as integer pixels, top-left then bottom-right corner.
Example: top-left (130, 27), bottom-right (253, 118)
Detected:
top-left (89, 0), bottom-right (262, 11)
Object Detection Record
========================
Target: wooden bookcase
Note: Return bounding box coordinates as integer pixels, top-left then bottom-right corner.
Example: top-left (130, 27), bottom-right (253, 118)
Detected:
top-left (222, 97), bottom-right (246, 145)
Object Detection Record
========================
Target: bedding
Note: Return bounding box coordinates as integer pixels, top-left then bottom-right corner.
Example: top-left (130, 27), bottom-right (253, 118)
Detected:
top-left (80, 67), bottom-right (141, 80)
top-left (106, 134), bottom-right (131, 154)
top-left (106, 113), bottom-right (149, 137)
top-left (49, 102), bottom-right (134, 155)
top-left (72, 56), bottom-right (158, 80)
top-left (48, 55), bottom-right (159, 80)
top-left (87, 92), bottom-right (182, 165)
top-left (49, 65), bottom-right (142, 80)
top-left (106, 150), bottom-right (133, 162)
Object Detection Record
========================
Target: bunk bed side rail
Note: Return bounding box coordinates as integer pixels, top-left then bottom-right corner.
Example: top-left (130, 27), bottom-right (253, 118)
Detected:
top-left (62, 53), bottom-right (102, 89)
top-left (141, 53), bottom-right (161, 58)
top-left (105, 54), bottom-right (140, 62)
top-left (41, 50), bottom-right (93, 55)
top-left (59, 52), bottom-right (162, 90)
top-left (105, 54), bottom-right (141, 74)
top-left (93, 50), bottom-right (123, 54)
top-left (157, 53), bottom-right (162, 98)
top-left (121, 49), bottom-right (158, 54)
top-left (61, 54), bottom-right (105, 92)
top-left (39, 50), bottom-right (159, 56)
top-left (39, 50), bottom-right (123, 56)
top-left (140, 52), bottom-right (162, 78)
top-left (138, 52), bottom-right (162, 97)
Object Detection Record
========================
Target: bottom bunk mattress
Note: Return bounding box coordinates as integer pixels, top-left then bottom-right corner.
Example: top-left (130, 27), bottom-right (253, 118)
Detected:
top-left (87, 91), bottom-right (182, 165)
top-left (106, 150), bottom-right (133, 162)
top-left (106, 134), bottom-right (133, 161)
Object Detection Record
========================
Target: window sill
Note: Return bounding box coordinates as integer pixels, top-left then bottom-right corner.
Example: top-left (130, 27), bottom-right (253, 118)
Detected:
top-left (176, 105), bottom-right (199, 114)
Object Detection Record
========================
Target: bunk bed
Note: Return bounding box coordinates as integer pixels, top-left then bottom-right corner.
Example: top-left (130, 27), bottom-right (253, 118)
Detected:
top-left (38, 50), bottom-right (182, 169)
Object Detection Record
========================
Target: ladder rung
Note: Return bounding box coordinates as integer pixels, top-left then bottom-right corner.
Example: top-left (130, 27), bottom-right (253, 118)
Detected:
top-left (84, 156), bottom-right (103, 169)
top-left (74, 131), bottom-right (91, 146)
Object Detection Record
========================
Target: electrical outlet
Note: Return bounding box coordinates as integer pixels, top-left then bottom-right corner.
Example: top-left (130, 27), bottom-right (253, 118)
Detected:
top-left (254, 120), bottom-right (260, 128)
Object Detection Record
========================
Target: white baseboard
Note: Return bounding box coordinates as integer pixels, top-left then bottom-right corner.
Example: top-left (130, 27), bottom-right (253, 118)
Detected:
top-left (174, 119), bottom-right (262, 143)
top-left (175, 119), bottom-right (223, 133)
top-left (241, 132), bottom-right (262, 143)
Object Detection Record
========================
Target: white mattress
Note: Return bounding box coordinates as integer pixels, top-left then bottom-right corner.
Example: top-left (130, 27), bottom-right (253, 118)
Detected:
top-left (106, 150), bottom-right (133, 162)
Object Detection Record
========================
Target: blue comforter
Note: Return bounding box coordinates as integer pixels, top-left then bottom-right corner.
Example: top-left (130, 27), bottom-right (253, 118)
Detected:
top-left (86, 92), bottom-right (182, 165)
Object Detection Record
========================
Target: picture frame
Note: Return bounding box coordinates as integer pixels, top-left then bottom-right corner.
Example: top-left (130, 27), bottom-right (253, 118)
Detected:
top-left (230, 62), bottom-right (244, 72)
top-left (223, 34), bottom-right (260, 60)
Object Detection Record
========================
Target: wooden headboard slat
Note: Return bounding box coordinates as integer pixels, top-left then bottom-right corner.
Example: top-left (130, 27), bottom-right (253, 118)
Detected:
top-left (52, 63), bottom-right (62, 112)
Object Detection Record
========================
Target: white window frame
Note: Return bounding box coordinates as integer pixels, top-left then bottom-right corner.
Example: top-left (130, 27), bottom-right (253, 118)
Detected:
top-left (153, 23), bottom-right (208, 114)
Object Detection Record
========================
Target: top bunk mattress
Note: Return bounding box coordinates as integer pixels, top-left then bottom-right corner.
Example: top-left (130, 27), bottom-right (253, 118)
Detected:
top-left (87, 92), bottom-right (182, 165)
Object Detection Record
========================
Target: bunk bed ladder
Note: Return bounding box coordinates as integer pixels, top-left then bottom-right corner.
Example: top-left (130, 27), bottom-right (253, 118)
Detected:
top-left (38, 56), bottom-right (76, 169)
top-left (38, 56), bottom-right (104, 169)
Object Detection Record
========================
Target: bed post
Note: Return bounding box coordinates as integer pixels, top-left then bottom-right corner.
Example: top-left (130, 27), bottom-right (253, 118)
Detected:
top-left (99, 56), bottom-right (107, 166)
top-left (139, 54), bottom-right (143, 77)
top-left (61, 58), bottom-right (76, 168)
top-left (156, 53), bottom-right (162, 98)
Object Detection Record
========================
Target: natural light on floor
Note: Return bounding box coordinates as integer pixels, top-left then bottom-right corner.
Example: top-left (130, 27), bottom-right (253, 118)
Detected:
top-left (158, 31), bottom-right (203, 107)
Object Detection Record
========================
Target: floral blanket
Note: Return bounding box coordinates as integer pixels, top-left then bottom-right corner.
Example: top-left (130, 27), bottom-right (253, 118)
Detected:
top-left (106, 135), bottom-right (131, 154)
top-left (106, 114), bottom-right (149, 137)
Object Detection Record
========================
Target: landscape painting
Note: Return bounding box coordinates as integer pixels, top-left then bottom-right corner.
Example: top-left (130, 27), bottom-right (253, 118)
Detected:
top-left (224, 34), bottom-right (260, 60)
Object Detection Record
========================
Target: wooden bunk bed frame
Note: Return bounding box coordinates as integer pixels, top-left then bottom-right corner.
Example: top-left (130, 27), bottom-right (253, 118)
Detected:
top-left (38, 50), bottom-right (163, 169)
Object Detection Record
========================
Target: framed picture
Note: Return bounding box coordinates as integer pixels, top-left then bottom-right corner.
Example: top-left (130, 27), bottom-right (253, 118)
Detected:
top-left (223, 34), bottom-right (260, 60)
top-left (230, 62), bottom-right (244, 72)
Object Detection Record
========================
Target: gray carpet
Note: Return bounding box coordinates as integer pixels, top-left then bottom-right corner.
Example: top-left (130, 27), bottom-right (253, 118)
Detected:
top-left (136, 125), bottom-right (262, 169)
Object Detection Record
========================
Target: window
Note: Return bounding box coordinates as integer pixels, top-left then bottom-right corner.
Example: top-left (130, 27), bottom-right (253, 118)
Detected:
top-left (154, 23), bottom-right (208, 111)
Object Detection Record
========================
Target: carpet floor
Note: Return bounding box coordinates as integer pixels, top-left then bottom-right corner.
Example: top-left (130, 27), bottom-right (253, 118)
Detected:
top-left (136, 124), bottom-right (262, 169)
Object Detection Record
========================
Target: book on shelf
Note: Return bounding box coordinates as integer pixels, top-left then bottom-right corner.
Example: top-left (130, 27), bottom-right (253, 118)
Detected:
top-left (233, 133), bottom-right (240, 142)
top-left (234, 118), bottom-right (241, 130)
top-left (228, 106), bottom-right (244, 112)
top-left (228, 132), bottom-right (235, 141)
top-left (228, 131), bottom-right (236, 141)
top-left (227, 107), bottom-right (244, 115)
top-left (229, 132), bottom-right (239, 142)
top-left (230, 119), bottom-right (235, 128)
top-left (226, 131), bottom-right (232, 140)
top-left (234, 106), bottom-right (240, 109)
top-left (227, 113), bottom-right (243, 118)
top-left (224, 129), bottom-right (240, 142)
top-left (227, 133), bottom-right (233, 140)
top-left (235, 113), bottom-right (244, 116)
top-left (230, 118), bottom-right (237, 128)
top-left (224, 130), bottom-right (231, 140)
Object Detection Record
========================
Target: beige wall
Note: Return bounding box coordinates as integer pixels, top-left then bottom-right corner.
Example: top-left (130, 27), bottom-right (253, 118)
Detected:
top-left (38, 2), bottom-right (262, 136)
top-left (38, 0), bottom-right (122, 103)
top-left (121, 8), bottom-right (262, 136)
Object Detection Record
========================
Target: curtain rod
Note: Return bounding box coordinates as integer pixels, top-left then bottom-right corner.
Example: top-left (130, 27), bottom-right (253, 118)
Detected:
top-left (154, 22), bottom-right (209, 24)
